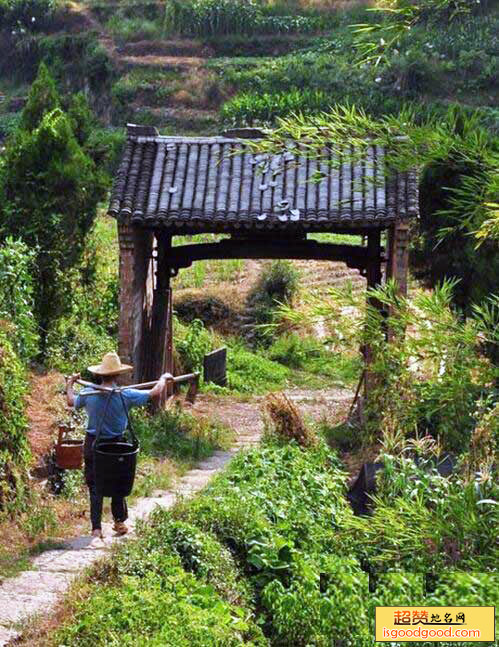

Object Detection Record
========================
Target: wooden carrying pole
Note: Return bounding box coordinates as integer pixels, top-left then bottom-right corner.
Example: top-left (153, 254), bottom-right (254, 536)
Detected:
top-left (74, 373), bottom-right (199, 400)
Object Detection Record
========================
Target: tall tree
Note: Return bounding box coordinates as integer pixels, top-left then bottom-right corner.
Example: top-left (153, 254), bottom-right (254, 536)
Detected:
top-left (0, 65), bottom-right (106, 351)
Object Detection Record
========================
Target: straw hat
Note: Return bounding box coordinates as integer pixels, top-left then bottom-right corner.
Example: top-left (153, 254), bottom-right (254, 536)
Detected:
top-left (88, 352), bottom-right (133, 376)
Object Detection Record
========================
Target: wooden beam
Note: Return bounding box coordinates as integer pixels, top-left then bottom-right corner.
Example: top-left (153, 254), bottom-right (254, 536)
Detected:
top-left (165, 239), bottom-right (373, 271)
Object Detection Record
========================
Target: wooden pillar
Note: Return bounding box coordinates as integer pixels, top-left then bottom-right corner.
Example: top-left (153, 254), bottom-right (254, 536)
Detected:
top-left (146, 233), bottom-right (172, 384)
top-left (118, 223), bottom-right (153, 383)
top-left (364, 229), bottom-right (383, 396)
top-left (386, 221), bottom-right (410, 295)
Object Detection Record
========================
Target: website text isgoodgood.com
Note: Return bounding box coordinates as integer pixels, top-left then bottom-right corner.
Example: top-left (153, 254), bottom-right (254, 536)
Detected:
top-left (382, 626), bottom-right (481, 640)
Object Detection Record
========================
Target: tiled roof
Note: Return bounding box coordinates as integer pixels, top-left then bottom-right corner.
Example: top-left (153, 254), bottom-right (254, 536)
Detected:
top-left (108, 127), bottom-right (418, 232)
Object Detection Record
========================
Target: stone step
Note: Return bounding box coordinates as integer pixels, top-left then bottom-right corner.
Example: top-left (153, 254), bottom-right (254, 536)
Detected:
top-left (122, 54), bottom-right (205, 71)
top-left (117, 39), bottom-right (213, 58)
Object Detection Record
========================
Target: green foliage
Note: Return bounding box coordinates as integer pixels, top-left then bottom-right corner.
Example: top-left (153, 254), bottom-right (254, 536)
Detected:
top-left (276, 279), bottom-right (496, 453)
top-left (0, 65), bottom-right (107, 349)
top-left (0, 113), bottom-right (21, 139)
top-left (0, 329), bottom-right (30, 514)
top-left (105, 15), bottom-right (163, 44)
top-left (362, 281), bottom-right (496, 452)
top-left (412, 130), bottom-right (499, 313)
top-left (55, 436), bottom-right (499, 645)
top-left (66, 91), bottom-right (95, 147)
top-left (247, 260), bottom-right (299, 345)
top-left (340, 444), bottom-right (499, 573)
top-left (0, 238), bottom-right (38, 360)
top-left (352, 0), bottom-right (489, 67)
top-left (220, 10), bottom-right (497, 128)
top-left (132, 404), bottom-right (233, 463)
top-left (268, 333), bottom-right (361, 386)
top-left (127, 518), bottom-right (253, 606)
top-left (176, 318), bottom-right (213, 373)
top-left (174, 443), bottom-right (372, 646)
top-left (56, 565), bottom-right (265, 646)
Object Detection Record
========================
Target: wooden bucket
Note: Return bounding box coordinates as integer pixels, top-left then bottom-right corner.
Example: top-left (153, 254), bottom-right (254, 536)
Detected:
top-left (55, 424), bottom-right (83, 470)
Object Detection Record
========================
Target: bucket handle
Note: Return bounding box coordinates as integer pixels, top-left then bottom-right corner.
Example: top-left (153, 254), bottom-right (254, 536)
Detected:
top-left (93, 389), bottom-right (139, 451)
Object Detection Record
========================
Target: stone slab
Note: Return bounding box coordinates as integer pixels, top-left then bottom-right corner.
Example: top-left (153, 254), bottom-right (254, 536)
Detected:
top-left (31, 549), bottom-right (101, 573)
top-left (0, 571), bottom-right (72, 596)
top-left (0, 591), bottom-right (57, 624)
top-left (128, 495), bottom-right (175, 521)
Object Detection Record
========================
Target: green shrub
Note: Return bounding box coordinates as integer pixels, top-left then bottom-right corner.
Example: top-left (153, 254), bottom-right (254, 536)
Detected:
top-left (340, 448), bottom-right (499, 573)
top-left (55, 439), bottom-right (499, 645)
top-left (176, 318), bottom-right (213, 373)
top-left (106, 15), bottom-right (163, 43)
top-left (0, 65), bottom-right (107, 352)
top-left (247, 260), bottom-right (299, 344)
top-left (0, 113), bottom-right (21, 139)
top-left (411, 118), bottom-right (499, 313)
top-left (0, 238), bottom-right (38, 360)
top-left (0, 328), bottom-right (30, 514)
top-left (130, 517), bottom-right (252, 606)
top-left (56, 567), bottom-right (265, 646)
top-left (268, 333), bottom-right (319, 369)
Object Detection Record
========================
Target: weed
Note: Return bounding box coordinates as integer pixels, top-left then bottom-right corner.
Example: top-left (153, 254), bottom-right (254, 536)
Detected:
top-left (20, 504), bottom-right (57, 540)
top-left (263, 392), bottom-right (317, 447)
top-left (132, 403), bottom-right (234, 464)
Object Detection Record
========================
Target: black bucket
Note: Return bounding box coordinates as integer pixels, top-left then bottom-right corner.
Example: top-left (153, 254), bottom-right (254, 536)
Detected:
top-left (94, 440), bottom-right (139, 498)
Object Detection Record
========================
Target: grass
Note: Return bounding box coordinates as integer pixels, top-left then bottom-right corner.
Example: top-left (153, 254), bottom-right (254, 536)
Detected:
top-left (111, 69), bottom-right (179, 111)
top-left (105, 16), bottom-right (164, 44)
top-left (130, 404), bottom-right (235, 498)
top-left (225, 341), bottom-right (291, 394)
top-left (0, 491), bottom-right (87, 581)
top-left (309, 232), bottom-right (363, 245)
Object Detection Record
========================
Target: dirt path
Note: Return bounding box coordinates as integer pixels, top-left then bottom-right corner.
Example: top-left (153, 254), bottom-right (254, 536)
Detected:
top-left (0, 386), bottom-right (352, 646)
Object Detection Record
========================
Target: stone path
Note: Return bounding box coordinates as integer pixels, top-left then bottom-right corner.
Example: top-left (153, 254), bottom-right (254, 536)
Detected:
top-left (0, 416), bottom-right (262, 646)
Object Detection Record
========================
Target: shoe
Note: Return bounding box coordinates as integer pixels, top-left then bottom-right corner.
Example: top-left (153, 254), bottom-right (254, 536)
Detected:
top-left (90, 529), bottom-right (105, 549)
top-left (113, 521), bottom-right (128, 536)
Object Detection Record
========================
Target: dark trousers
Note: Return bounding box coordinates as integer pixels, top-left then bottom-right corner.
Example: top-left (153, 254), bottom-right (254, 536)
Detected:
top-left (84, 433), bottom-right (128, 531)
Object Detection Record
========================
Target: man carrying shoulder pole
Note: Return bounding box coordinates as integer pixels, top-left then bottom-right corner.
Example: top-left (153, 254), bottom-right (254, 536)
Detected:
top-left (66, 351), bottom-right (173, 548)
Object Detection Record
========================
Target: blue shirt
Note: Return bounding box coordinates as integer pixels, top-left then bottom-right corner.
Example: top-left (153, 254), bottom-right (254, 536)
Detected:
top-left (75, 387), bottom-right (150, 438)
